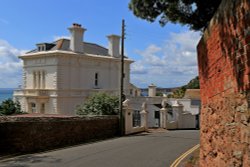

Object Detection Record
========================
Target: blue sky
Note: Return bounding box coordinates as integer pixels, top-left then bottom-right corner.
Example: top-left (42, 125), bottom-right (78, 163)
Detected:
top-left (0, 0), bottom-right (201, 88)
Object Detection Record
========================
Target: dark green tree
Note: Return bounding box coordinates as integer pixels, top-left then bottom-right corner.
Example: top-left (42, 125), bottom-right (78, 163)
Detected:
top-left (129, 0), bottom-right (222, 31)
top-left (167, 76), bottom-right (200, 98)
top-left (185, 76), bottom-right (200, 89)
top-left (0, 99), bottom-right (22, 115)
top-left (76, 93), bottom-right (119, 116)
top-left (156, 92), bottom-right (163, 96)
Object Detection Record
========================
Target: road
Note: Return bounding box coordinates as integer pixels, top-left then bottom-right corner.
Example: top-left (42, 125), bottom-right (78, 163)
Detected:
top-left (0, 130), bottom-right (199, 167)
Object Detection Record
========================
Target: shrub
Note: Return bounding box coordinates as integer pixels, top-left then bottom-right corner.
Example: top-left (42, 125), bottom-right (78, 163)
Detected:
top-left (76, 93), bottom-right (119, 116)
top-left (0, 99), bottom-right (22, 115)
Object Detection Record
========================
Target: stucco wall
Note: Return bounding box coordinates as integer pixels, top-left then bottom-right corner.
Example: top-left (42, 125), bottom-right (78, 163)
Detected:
top-left (0, 116), bottom-right (119, 154)
top-left (15, 51), bottom-right (132, 115)
top-left (197, 0), bottom-right (250, 166)
top-left (56, 55), bottom-right (130, 91)
top-left (24, 56), bottom-right (57, 89)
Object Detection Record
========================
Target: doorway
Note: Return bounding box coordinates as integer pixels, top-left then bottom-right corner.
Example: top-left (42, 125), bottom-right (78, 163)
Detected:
top-left (30, 103), bottom-right (36, 113)
top-left (154, 111), bottom-right (160, 127)
top-left (41, 103), bottom-right (45, 114)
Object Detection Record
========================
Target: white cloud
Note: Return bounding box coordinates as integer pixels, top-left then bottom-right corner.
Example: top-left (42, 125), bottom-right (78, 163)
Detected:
top-left (131, 31), bottom-right (201, 88)
top-left (131, 61), bottom-right (147, 74)
top-left (0, 40), bottom-right (26, 88)
top-left (135, 44), bottom-right (166, 66)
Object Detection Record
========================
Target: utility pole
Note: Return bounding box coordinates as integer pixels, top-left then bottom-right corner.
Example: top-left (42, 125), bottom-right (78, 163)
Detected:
top-left (119, 19), bottom-right (125, 136)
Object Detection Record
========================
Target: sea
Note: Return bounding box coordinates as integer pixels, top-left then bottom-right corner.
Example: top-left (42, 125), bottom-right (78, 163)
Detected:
top-left (0, 88), bottom-right (14, 104)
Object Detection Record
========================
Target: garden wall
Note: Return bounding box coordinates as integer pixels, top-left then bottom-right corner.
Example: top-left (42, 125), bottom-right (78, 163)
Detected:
top-left (197, 0), bottom-right (250, 166)
top-left (0, 116), bottom-right (119, 154)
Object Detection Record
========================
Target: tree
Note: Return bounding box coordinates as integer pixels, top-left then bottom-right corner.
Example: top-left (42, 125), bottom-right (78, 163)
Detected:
top-left (0, 99), bottom-right (22, 115)
top-left (167, 87), bottom-right (186, 98)
top-left (76, 93), bottom-right (119, 116)
top-left (129, 0), bottom-right (222, 31)
top-left (185, 76), bottom-right (200, 89)
top-left (156, 92), bottom-right (163, 96)
top-left (167, 76), bottom-right (200, 98)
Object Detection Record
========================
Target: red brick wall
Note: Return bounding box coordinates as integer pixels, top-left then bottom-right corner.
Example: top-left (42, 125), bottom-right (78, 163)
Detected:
top-left (197, 0), bottom-right (250, 166)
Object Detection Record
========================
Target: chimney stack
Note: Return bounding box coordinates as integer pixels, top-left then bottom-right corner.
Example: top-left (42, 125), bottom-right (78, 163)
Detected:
top-left (107, 35), bottom-right (120, 58)
top-left (68, 23), bottom-right (86, 53)
top-left (148, 84), bottom-right (156, 97)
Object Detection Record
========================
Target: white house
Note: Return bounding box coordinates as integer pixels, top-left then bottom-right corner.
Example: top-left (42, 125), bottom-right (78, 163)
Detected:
top-left (14, 23), bottom-right (133, 115)
top-left (128, 85), bottom-right (201, 129)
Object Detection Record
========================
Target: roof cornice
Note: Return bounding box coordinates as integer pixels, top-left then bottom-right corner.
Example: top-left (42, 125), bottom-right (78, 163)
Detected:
top-left (19, 50), bottom-right (134, 63)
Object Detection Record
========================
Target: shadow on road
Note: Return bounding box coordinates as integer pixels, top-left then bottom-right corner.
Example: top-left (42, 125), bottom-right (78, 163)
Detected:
top-left (125, 130), bottom-right (200, 141)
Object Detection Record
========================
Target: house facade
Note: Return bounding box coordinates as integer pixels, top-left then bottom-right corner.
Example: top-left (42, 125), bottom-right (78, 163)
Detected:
top-left (129, 85), bottom-right (200, 129)
top-left (14, 23), bottom-right (133, 115)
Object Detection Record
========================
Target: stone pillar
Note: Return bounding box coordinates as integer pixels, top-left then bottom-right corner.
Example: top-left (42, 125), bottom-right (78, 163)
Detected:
top-left (36, 71), bottom-right (40, 89)
top-left (40, 71), bottom-right (44, 89)
top-left (41, 71), bottom-right (46, 89)
top-left (172, 100), bottom-right (183, 129)
top-left (35, 71), bottom-right (39, 89)
top-left (140, 102), bottom-right (148, 130)
top-left (33, 71), bottom-right (36, 89)
top-left (123, 99), bottom-right (133, 135)
top-left (160, 100), bottom-right (168, 129)
top-left (160, 109), bottom-right (167, 128)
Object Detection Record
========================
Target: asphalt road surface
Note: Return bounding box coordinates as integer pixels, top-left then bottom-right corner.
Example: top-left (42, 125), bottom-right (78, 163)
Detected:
top-left (0, 130), bottom-right (199, 167)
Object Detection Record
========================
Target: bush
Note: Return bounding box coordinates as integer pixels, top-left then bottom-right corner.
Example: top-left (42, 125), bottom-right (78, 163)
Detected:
top-left (0, 99), bottom-right (22, 115)
top-left (76, 93), bottom-right (119, 116)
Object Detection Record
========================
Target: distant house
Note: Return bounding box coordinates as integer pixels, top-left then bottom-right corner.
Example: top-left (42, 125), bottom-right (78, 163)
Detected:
top-left (184, 89), bottom-right (201, 107)
top-left (129, 85), bottom-right (201, 129)
top-left (184, 89), bottom-right (201, 100)
top-left (140, 86), bottom-right (178, 97)
top-left (14, 23), bottom-right (134, 115)
top-left (129, 83), bottom-right (141, 97)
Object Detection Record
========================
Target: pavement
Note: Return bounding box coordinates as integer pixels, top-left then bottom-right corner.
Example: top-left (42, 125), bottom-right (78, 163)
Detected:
top-left (0, 130), bottom-right (199, 167)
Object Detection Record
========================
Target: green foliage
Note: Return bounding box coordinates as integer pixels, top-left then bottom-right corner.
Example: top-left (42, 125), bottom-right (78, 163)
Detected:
top-left (76, 93), bottom-right (119, 116)
top-left (185, 76), bottom-right (200, 89)
top-left (156, 92), bottom-right (163, 96)
top-left (167, 87), bottom-right (186, 98)
top-left (129, 0), bottom-right (222, 31)
top-left (167, 76), bottom-right (199, 98)
top-left (0, 99), bottom-right (22, 115)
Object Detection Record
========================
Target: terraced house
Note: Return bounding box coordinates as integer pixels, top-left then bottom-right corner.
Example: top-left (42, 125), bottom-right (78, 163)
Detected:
top-left (14, 23), bottom-right (134, 115)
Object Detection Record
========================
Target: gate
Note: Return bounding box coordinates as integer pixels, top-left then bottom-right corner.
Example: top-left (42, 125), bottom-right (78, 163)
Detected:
top-left (132, 110), bottom-right (141, 127)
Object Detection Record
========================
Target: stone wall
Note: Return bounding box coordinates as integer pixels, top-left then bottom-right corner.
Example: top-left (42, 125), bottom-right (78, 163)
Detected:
top-left (0, 116), bottom-right (119, 154)
top-left (197, 0), bottom-right (250, 166)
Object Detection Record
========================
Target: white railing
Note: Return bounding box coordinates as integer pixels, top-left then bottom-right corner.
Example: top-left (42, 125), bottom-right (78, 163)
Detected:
top-left (13, 89), bottom-right (50, 96)
top-left (13, 89), bottom-right (122, 97)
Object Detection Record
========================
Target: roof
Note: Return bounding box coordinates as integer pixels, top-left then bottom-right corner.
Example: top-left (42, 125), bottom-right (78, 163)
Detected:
top-left (129, 83), bottom-right (140, 89)
top-left (27, 39), bottom-right (109, 56)
top-left (129, 102), bottom-right (161, 111)
top-left (184, 89), bottom-right (201, 100)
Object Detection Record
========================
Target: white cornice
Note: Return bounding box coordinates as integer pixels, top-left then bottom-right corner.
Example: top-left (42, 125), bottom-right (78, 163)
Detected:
top-left (20, 50), bottom-right (134, 63)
